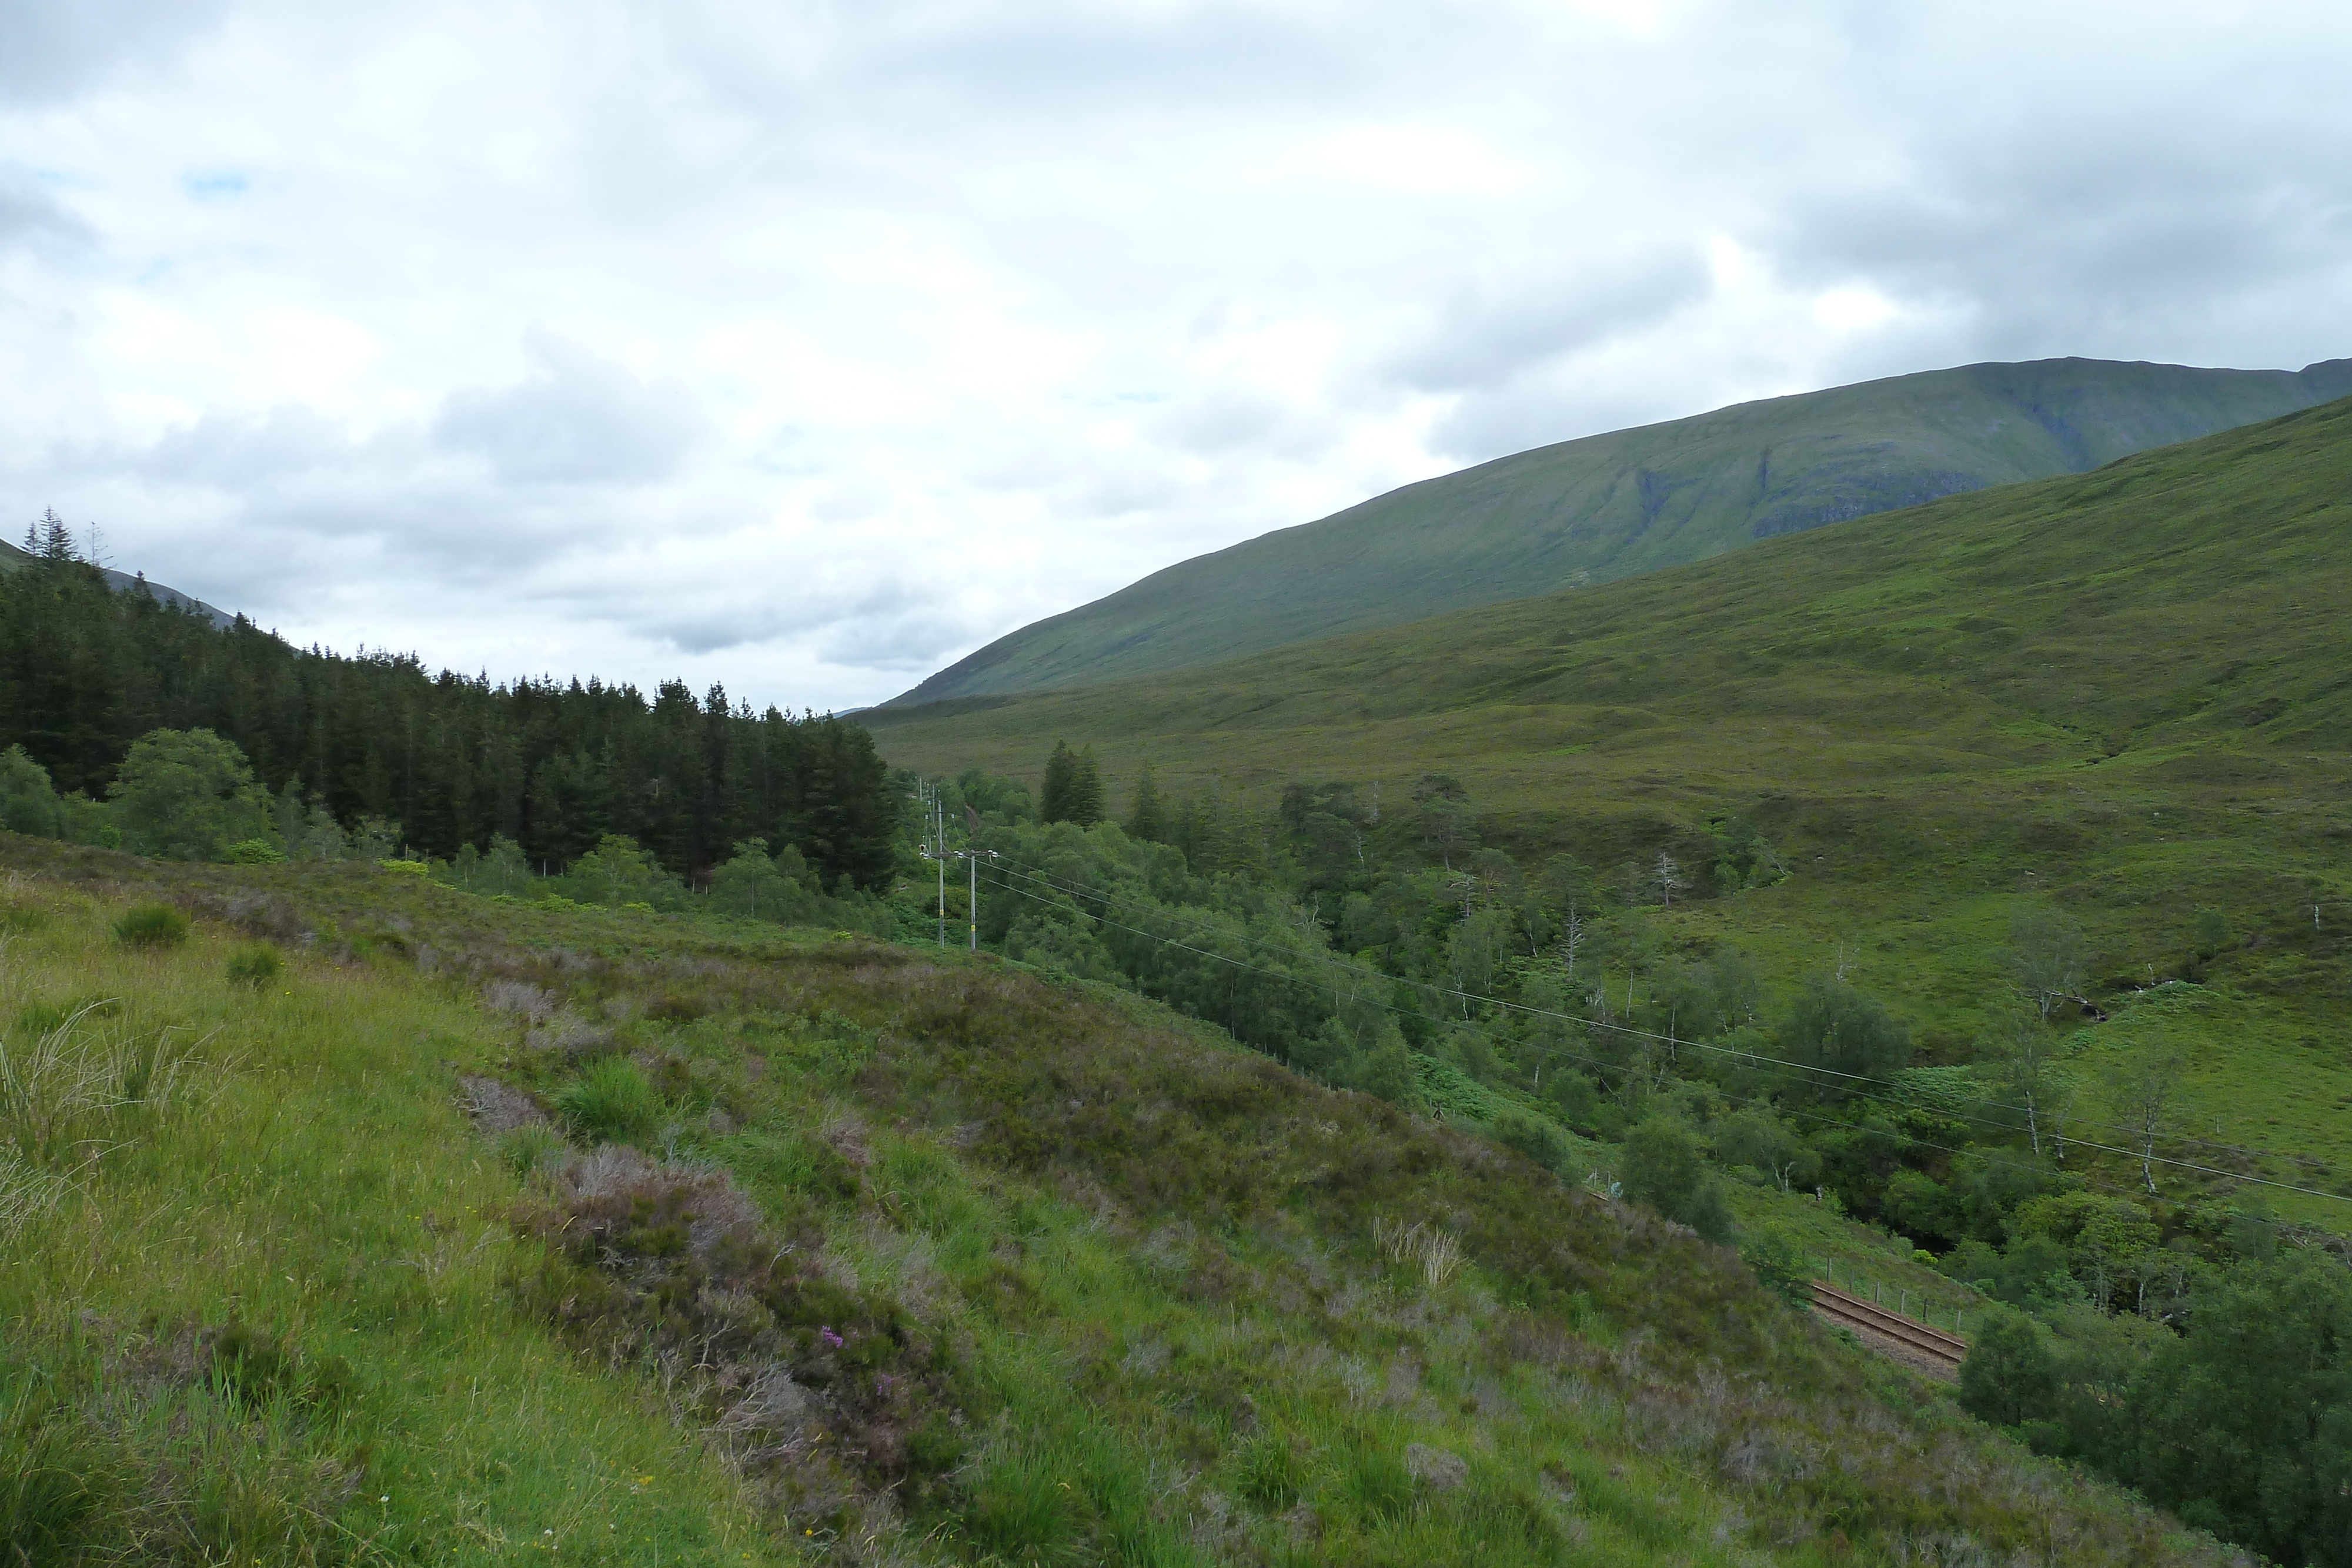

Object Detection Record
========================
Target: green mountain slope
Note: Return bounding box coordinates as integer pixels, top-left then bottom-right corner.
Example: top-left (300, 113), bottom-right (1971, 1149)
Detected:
top-left (0, 842), bottom-right (2237, 1567)
top-left (890, 355), bottom-right (2352, 706)
top-left (860, 395), bottom-right (2352, 1212)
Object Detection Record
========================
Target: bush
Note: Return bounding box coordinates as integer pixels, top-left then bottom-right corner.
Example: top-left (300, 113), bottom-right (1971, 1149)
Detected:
top-left (223, 944), bottom-right (284, 990)
top-left (554, 1058), bottom-right (660, 1142)
top-left (1737, 1228), bottom-right (1813, 1306)
top-left (106, 728), bottom-right (275, 862)
top-left (112, 904), bottom-right (189, 949)
top-left (1957, 1306), bottom-right (2056, 1427)
top-left (1619, 1116), bottom-right (1735, 1242)
top-left (1780, 977), bottom-right (1911, 1096)
top-left (1493, 1107), bottom-right (1572, 1175)
top-left (220, 839), bottom-right (285, 865)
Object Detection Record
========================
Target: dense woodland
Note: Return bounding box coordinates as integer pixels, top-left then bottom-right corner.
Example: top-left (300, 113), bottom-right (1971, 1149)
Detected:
top-left (0, 529), bottom-right (895, 888)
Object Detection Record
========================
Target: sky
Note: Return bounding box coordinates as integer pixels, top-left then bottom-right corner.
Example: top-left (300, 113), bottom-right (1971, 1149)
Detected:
top-left (4, 0), bottom-right (2350, 713)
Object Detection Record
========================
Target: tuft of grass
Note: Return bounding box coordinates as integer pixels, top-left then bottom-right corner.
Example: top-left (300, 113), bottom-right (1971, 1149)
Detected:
top-left (111, 902), bottom-right (188, 949)
top-left (964, 1446), bottom-right (1083, 1566)
top-left (223, 942), bottom-right (284, 990)
top-left (1374, 1216), bottom-right (1465, 1288)
top-left (495, 1120), bottom-right (569, 1178)
top-left (552, 1056), bottom-right (660, 1141)
top-left (0, 1002), bottom-right (192, 1166)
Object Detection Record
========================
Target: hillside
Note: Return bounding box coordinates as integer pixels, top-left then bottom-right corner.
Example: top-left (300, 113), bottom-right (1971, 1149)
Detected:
top-left (0, 841), bottom-right (2233, 1567)
top-left (890, 355), bottom-right (2352, 706)
top-left (861, 394), bottom-right (2352, 1213)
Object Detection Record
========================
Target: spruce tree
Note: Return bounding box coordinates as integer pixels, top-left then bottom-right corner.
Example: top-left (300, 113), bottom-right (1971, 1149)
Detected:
top-left (1069, 745), bottom-right (1105, 827)
top-left (1124, 762), bottom-right (1165, 841)
top-left (1039, 741), bottom-right (1077, 823)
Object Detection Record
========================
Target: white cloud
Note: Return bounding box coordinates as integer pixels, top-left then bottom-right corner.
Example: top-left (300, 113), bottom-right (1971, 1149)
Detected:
top-left (2, 0), bottom-right (2350, 710)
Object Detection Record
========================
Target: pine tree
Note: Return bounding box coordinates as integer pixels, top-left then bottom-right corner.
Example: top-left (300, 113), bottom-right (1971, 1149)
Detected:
top-left (1039, 741), bottom-right (1078, 823)
top-left (1124, 762), bottom-right (1165, 841)
top-left (1068, 745), bottom-right (1105, 827)
top-left (35, 509), bottom-right (76, 562)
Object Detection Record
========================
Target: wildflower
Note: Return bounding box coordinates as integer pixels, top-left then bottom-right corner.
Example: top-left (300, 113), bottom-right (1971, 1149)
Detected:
top-left (820, 1326), bottom-right (844, 1349)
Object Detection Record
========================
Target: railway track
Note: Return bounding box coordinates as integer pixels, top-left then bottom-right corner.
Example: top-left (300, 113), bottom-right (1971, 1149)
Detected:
top-left (1809, 1281), bottom-right (1968, 1375)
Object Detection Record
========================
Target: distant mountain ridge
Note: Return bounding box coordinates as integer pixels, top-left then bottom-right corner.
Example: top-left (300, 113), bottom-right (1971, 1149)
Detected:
top-left (0, 536), bottom-right (235, 628)
top-left (889, 355), bottom-right (2352, 706)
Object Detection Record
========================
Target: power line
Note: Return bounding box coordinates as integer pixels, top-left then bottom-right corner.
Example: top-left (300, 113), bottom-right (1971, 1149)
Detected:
top-left (974, 856), bottom-right (2352, 1210)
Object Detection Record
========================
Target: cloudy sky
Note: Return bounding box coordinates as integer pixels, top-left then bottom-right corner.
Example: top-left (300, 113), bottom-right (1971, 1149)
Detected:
top-left (5, 0), bottom-right (2350, 711)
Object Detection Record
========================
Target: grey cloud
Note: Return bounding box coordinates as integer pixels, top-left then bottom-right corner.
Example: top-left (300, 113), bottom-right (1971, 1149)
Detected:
top-left (1154, 389), bottom-right (1335, 461)
top-left (0, 169), bottom-right (93, 252)
top-left (666, 0), bottom-right (1475, 131)
top-left (0, 0), bottom-right (231, 102)
top-left (1382, 250), bottom-right (1715, 396)
top-left (432, 335), bottom-right (704, 486)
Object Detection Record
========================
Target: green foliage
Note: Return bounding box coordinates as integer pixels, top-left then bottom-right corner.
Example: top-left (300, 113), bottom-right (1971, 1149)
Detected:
top-left (2006, 905), bottom-right (2089, 1021)
top-left (1038, 740), bottom-right (1104, 827)
top-left (1619, 1116), bottom-right (1733, 1242)
top-left (557, 834), bottom-right (683, 910)
top-left (1736, 1226), bottom-right (1813, 1306)
top-left (1958, 1306), bottom-right (2057, 1427)
top-left (111, 902), bottom-right (189, 949)
top-left (220, 837), bottom-right (284, 864)
top-left (1780, 977), bottom-right (1911, 1098)
top-left (0, 545), bottom-right (897, 887)
top-left (0, 744), bottom-right (67, 838)
top-left (106, 728), bottom-right (275, 862)
top-left (1123, 761), bottom-right (1165, 842)
top-left (1491, 1106), bottom-right (1572, 1175)
top-left (2190, 905), bottom-right (2231, 958)
top-left (0, 837), bottom-right (2277, 1568)
top-left (553, 1057), bottom-right (660, 1141)
top-left (223, 944), bottom-right (283, 990)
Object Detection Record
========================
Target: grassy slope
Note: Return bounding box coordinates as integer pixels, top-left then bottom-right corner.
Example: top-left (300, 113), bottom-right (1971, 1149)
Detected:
top-left (892, 356), bottom-right (2352, 705)
top-left (1, 844), bottom-right (2233, 1567)
top-left (861, 396), bottom-right (2352, 1222)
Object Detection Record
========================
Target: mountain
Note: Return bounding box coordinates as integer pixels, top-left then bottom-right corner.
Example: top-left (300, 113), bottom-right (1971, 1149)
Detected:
top-left (861, 394), bottom-right (2352, 1215)
top-left (890, 355), bottom-right (2352, 706)
top-left (0, 536), bottom-right (235, 628)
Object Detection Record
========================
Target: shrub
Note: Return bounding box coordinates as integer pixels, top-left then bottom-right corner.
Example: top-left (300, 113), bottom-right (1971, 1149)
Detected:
top-left (223, 944), bottom-right (283, 990)
top-left (554, 1058), bottom-right (660, 1142)
top-left (220, 839), bottom-right (285, 865)
top-left (1957, 1306), bottom-right (2056, 1427)
top-left (1619, 1116), bottom-right (1735, 1243)
top-left (112, 904), bottom-right (189, 949)
top-left (1737, 1228), bottom-right (1813, 1306)
top-left (1493, 1106), bottom-right (1572, 1174)
top-left (105, 729), bottom-right (274, 862)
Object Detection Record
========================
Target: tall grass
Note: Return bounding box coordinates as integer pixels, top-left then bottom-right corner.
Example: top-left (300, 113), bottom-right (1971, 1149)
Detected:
top-left (0, 877), bottom-right (784, 1566)
top-left (0, 845), bottom-right (2256, 1567)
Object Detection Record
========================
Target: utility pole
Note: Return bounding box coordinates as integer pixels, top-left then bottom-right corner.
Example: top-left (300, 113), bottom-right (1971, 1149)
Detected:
top-left (956, 847), bottom-right (998, 951)
top-left (912, 776), bottom-right (947, 948)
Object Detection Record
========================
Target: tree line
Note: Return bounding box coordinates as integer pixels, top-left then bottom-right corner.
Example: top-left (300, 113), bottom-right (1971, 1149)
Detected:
top-left (0, 529), bottom-right (895, 887)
